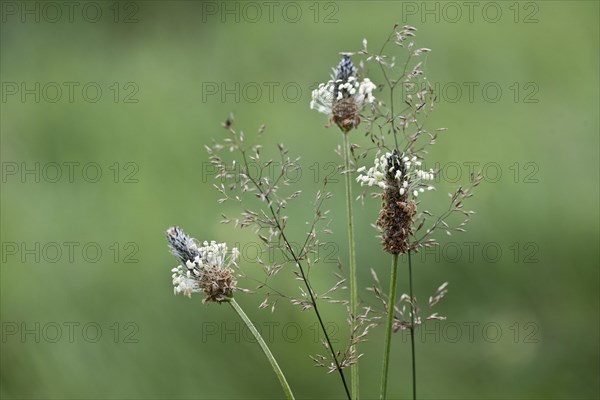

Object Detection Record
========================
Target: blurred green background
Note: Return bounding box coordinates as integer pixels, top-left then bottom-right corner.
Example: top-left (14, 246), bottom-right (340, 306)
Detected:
top-left (1, 1), bottom-right (598, 399)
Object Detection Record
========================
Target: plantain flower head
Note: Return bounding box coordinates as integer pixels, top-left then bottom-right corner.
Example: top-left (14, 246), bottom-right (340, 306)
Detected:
top-left (356, 151), bottom-right (435, 254)
top-left (166, 227), bottom-right (239, 303)
top-left (310, 55), bottom-right (376, 132)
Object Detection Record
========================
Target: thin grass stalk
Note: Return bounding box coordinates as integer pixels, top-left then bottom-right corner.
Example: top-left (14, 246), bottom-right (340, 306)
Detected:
top-left (379, 253), bottom-right (399, 399)
top-left (229, 299), bottom-right (295, 400)
top-left (240, 150), bottom-right (352, 400)
top-left (408, 249), bottom-right (416, 400)
top-left (342, 132), bottom-right (359, 399)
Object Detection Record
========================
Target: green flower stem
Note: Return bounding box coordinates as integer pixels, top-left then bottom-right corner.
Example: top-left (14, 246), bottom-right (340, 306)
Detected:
top-left (342, 132), bottom-right (359, 399)
top-left (379, 253), bottom-right (399, 400)
top-left (408, 249), bottom-right (416, 400)
top-left (229, 298), bottom-right (295, 400)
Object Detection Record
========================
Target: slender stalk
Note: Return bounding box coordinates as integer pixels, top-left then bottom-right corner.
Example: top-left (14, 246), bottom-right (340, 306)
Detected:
top-left (273, 214), bottom-right (352, 400)
top-left (239, 149), bottom-right (352, 400)
top-left (279, 225), bottom-right (352, 400)
top-left (408, 249), bottom-right (416, 400)
top-left (229, 299), bottom-right (295, 400)
top-left (379, 253), bottom-right (399, 400)
top-left (342, 132), bottom-right (359, 399)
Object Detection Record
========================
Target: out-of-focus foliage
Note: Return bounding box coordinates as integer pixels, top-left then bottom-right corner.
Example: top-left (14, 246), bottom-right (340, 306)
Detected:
top-left (1, 1), bottom-right (598, 399)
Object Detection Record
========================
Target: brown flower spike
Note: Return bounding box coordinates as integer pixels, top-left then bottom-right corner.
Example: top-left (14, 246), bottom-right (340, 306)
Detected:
top-left (357, 150), bottom-right (435, 254)
top-left (378, 186), bottom-right (416, 255)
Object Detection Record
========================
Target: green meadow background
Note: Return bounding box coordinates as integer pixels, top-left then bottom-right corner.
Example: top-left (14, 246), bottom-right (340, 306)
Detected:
top-left (1, 1), bottom-right (598, 399)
